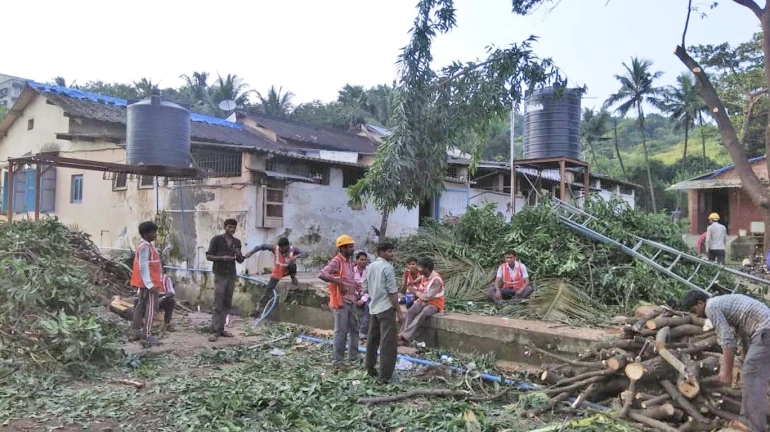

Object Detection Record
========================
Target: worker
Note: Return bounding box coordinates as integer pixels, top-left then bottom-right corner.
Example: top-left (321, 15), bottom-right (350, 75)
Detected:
top-left (354, 251), bottom-right (370, 341)
top-left (488, 251), bottom-right (533, 304)
top-left (318, 234), bottom-right (359, 368)
top-left (206, 219), bottom-right (245, 342)
top-left (671, 207), bottom-right (684, 222)
top-left (129, 221), bottom-right (163, 347)
top-left (363, 242), bottom-right (404, 383)
top-left (682, 290), bottom-right (770, 432)
top-left (244, 238), bottom-right (306, 318)
top-left (696, 231), bottom-right (707, 257)
top-left (398, 257), bottom-right (444, 345)
top-left (158, 273), bottom-right (176, 332)
top-left (706, 212), bottom-right (727, 264)
top-left (400, 257), bottom-right (422, 309)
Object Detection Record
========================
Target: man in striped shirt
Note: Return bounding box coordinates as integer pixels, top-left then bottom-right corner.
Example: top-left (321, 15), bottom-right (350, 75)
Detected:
top-left (682, 290), bottom-right (770, 432)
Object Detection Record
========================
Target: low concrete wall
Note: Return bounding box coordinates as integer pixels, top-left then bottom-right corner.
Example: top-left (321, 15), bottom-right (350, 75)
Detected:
top-left (168, 271), bottom-right (609, 365)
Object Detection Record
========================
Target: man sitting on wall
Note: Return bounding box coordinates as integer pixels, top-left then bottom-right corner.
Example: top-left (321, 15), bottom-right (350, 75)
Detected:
top-left (488, 251), bottom-right (533, 304)
top-left (245, 237), bottom-right (306, 318)
top-left (398, 257), bottom-right (444, 346)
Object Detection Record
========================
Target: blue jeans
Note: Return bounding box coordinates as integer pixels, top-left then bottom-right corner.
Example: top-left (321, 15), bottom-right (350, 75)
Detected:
top-left (488, 284), bottom-right (534, 305)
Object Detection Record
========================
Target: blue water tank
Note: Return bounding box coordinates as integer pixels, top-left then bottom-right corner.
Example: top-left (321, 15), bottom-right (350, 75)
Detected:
top-left (126, 94), bottom-right (191, 168)
top-left (522, 86), bottom-right (582, 160)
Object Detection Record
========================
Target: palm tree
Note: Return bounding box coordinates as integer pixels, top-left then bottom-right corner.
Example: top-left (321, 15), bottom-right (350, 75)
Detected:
top-left (256, 86), bottom-right (295, 117)
top-left (581, 108), bottom-right (611, 170)
top-left (337, 84), bottom-right (367, 106)
top-left (208, 74), bottom-right (253, 115)
top-left (604, 57), bottom-right (665, 212)
top-left (365, 84), bottom-right (396, 127)
top-left (663, 73), bottom-right (706, 173)
top-left (179, 71), bottom-right (211, 107)
top-left (133, 78), bottom-right (159, 97)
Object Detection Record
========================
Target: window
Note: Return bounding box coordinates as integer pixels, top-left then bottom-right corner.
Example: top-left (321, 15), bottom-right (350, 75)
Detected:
top-left (71, 175), bottom-right (83, 203)
top-left (27, 119), bottom-right (34, 130)
top-left (262, 179), bottom-right (284, 228)
top-left (342, 168), bottom-right (365, 188)
top-left (139, 175), bottom-right (155, 189)
top-left (619, 186), bottom-right (633, 196)
top-left (113, 173), bottom-right (127, 191)
top-left (447, 166), bottom-right (459, 179)
top-left (192, 150), bottom-right (242, 177)
top-left (5, 168), bottom-right (56, 213)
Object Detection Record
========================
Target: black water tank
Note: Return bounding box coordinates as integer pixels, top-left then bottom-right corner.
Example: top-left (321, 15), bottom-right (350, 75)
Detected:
top-left (522, 86), bottom-right (582, 160)
top-left (127, 94), bottom-right (191, 168)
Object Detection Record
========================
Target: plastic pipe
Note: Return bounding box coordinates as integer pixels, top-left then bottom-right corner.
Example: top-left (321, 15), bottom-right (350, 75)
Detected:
top-left (297, 334), bottom-right (608, 411)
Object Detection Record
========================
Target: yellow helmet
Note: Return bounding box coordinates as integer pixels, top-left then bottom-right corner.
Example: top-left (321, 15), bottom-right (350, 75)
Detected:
top-left (708, 212), bottom-right (720, 221)
top-left (335, 234), bottom-right (355, 248)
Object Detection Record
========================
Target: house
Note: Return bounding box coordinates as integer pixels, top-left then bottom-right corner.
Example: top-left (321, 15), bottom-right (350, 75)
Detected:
top-left (0, 73), bottom-right (26, 107)
top-left (668, 156), bottom-right (769, 260)
top-left (0, 82), bottom-right (639, 277)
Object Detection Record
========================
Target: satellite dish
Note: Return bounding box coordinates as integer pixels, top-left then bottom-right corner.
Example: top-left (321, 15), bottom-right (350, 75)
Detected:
top-left (218, 100), bottom-right (236, 111)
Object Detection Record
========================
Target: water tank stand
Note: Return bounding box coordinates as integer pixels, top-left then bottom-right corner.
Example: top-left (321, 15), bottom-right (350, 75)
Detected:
top-left (512, 156), bottom-right (590, 211)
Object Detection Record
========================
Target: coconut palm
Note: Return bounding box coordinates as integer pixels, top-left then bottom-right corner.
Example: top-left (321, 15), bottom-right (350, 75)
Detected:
top-left (581, 108), bottom-right (611, 170)
top-left (256, 86), bottom-right (295, 117)
top-left (603, 57), bottom-right (665, 212)
top-left (663, 73), bottom-right (706, 172)
top-left (208, 74), bottom-right (253, 115)
top-left (179, 72), bottom-right (211, 106)
top-left (133, 78), bottom-right (159, 97)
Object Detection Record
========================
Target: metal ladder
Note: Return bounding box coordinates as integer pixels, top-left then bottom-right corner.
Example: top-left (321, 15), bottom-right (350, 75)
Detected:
top-left (551, 198), bottom-right (770, 296)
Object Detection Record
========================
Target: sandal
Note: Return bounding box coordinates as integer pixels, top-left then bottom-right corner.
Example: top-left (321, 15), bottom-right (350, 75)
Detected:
top-left (727, 419), bottom-right (749, 432)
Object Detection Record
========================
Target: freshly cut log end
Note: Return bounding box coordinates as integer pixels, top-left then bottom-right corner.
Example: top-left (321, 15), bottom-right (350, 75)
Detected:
top-left (678, 378), bottom-right (700, 400)
top-left (607, 355), bottom-right (631, 371)
top-left (625, 362), bottom-right (646, 381)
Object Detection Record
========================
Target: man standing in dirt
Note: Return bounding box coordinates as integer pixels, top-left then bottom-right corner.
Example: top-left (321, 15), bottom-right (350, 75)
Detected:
top-left (318, 234), bottom-right (358, 367)
top-left (363, 242), bottom-right (404, 382)
top-left (206, 219), bottom-right (245, 342)
top-left (129, 221), bottom-right (163, 347)
top-left (683, 290), bottom-right (770, 432)
top-left (244, 237), bottom-right (306, 318)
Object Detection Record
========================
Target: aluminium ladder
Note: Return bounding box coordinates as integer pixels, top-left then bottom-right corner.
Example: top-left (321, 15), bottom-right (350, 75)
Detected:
top-left (551, 198), bottom-right (770, 297)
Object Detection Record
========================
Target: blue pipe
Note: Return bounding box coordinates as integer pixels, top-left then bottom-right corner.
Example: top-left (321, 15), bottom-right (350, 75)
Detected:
top-left (297, 334), bottom-right (608, 411)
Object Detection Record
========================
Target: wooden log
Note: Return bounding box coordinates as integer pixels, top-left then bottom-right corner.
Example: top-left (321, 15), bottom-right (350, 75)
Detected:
top-left (678, 335), bottom-right (718, 355)
top-left (655, 326), bottom-right (671, 351)
top-left (593, 336), bottom-right (646, 351)
top-left (658, 346), bottom-right (700, 398)
top-left (571, 383), bottom-right (599, 409)
top-left (541, 363), bottom-right (576, 377)
top-left (554, 369), bottom-right (615, 387)
top-left (647, 315), bottom-right (692, 330)
top-left (629, 402), bottom-right (676, 420)
top-left (634, 305), bottom-right (663, 318)
top-left (697, 355), bottom-right (720, 377)
top-left (624, 362), bottom-right (648, 381)
top-left (627, 411), bottom-right (681, 432)
top-left (540, 370), bottom-right (567, 386)
top-left (641, 393), bottom-right (671, 409)
top-left (660, 380), bottom-right (709, 423)
top-left (669, 324), bottom-right (706, 339)
top-left (697, 396), bottom-right (738, 421)
top-left (677, 420), bottom-right (719, 432)
top-left (607, 353), bottom-right (633, 371)
top-left (632, 308), bottom-right (666, 332)
top-left (542, 375), bottom-right (606, 396)
top-left (527, 345), bottom-right (604, 369)
top-left (619, 379), bottom-right (637, 418)
top-left (620, 390), bottom-right (644, 409)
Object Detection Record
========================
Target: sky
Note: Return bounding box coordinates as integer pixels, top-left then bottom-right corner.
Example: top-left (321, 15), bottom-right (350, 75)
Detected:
top-left (2, 0), bottom-right (760, 112)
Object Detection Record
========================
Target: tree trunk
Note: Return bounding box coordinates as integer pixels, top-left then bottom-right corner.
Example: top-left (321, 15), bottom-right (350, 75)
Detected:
top-left (638, 107), bottom-right (657, 212)
top-left (675, 45), bottom-right (770, 253)
top-left (698, 114), bottom-right (706, 172)
top-left (614, 119), bottom-right (627, 179)
top-left (378, 208), bottom-right (390, 242)
top-left (683, 122), bottom-right (689, 171)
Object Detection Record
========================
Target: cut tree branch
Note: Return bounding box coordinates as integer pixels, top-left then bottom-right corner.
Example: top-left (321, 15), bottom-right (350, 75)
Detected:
top-left (731, 0), bottom-right (764, 20)
top-left (682, 0), bottom-right (693, 48)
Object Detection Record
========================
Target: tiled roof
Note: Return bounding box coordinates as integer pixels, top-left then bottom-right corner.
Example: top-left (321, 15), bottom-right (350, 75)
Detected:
top-left (26, 82), bottom-right (278, 150)
top-left (244, 112), bottom-right (378, 154)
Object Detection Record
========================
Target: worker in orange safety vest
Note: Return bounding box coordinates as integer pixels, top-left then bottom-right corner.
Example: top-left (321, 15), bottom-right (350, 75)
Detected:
top-left (245, 237), bottom-right (306, 318)
top-left (318, 234), bottom-right (358, 368)
top-left (129, 221), bottom-right (163, 347)
top-left (488, 250), bottom-right (533, 304)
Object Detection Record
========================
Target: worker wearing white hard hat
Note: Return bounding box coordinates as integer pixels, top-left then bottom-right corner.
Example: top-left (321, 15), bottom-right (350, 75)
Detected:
top-left (706, 212), bottom-right (727, 264)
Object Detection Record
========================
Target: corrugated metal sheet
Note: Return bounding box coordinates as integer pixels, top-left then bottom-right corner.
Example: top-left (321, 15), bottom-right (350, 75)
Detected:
top-left (667, 178), bottom-right (743, 191)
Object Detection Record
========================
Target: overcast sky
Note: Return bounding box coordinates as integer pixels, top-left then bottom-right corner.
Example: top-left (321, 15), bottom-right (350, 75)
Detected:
top-left (3, 0), bottom-right (759, 111)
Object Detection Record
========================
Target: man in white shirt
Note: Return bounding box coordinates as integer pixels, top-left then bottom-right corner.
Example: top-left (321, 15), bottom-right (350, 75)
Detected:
top-left (488, 251), bottom-right (533, 304)
top-left (706, 212), bottom-right (727, 264)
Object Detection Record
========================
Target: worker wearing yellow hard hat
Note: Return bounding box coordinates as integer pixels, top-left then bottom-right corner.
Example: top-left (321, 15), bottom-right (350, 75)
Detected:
top-left (318, 234), bottom-right (359, 368)
top-left (706, 212), bottom-right (726, 264)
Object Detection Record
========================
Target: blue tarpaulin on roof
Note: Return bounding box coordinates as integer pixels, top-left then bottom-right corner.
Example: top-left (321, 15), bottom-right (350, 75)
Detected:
top-left (26, 81), bottom-right (242, 129)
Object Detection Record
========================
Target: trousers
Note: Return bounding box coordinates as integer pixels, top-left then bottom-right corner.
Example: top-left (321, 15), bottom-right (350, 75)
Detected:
top-left (131, 288), bottom-right (158, 337)
top-left (487, 284), bottom-right (534, 305)
top-left (211, 274), bottom-right (236, 335)
top-left (332, 301), bottom-right (359, 364)
top-left (399, 301), bottom-right (439, 342)
top-left (741, 330), bottom-right (770, 432)
top-left (365, 308), bottom-right (398, 382)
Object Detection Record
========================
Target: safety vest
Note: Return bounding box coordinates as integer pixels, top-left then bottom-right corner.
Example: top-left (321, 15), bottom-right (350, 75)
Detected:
top-left (500, 263), bottom-right (527, 291)
top-left (406, 271), bottom-right (421, 293)
top-left (130, 240), bottom-right (163, 290)
top-left (327, 254), bottom-right (347, 309)
top-left (422, 272), bottom-right (445, 312)
top-left (271, 244), bottom-right (297, 279)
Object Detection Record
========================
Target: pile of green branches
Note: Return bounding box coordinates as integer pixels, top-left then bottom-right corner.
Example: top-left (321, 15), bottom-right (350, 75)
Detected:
top-left (396, 197), bottom-right (702, 319)
top-left (0, 219), bottom-right (123, 379)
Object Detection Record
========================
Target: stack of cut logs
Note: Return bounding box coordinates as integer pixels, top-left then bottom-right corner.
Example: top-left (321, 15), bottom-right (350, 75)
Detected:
top-left (526, 306), bottom-right (746, 432)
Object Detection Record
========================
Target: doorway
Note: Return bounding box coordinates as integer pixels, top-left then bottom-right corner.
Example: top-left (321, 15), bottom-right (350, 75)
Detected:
top-left (697, 188), bottom-right (730, 234)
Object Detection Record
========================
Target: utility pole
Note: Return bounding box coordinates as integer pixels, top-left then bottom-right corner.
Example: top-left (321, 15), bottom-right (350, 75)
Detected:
top-left (510, 100), bottom-right (516, 218)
